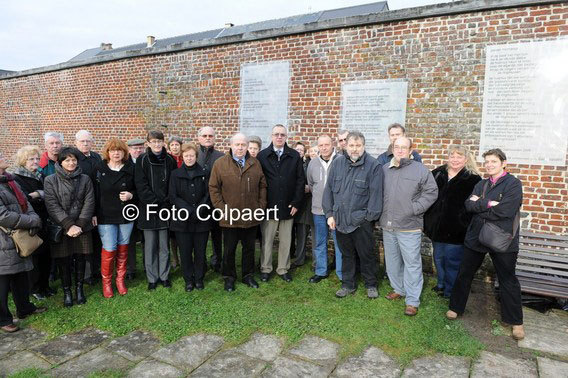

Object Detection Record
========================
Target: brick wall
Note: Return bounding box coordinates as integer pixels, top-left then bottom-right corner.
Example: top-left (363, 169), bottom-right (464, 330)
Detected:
top-left (1, 2), bottom-right (567, 234)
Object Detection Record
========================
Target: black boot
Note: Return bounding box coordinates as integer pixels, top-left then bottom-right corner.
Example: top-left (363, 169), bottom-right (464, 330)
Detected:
top-left (74, 255), bottom-right (87, 305)
top-left (63, 287), bottom-right (73, 307)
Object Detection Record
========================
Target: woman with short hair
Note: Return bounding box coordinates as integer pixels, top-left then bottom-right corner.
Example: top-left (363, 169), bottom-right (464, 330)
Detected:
top-left (424, 145), bottom-right (481, 298)
top-left (44, 147), bottom-right (95, 307)
top-left (94, 139), bottom-right (136, 298)
top-left (169, 143), bottom-right (211, 291)
top-left (446, 148), bottom-right (525, 340)
top-left (0, 151), bottom-right (46, 333)
top-left (13, 145), bottom-right (55, 300)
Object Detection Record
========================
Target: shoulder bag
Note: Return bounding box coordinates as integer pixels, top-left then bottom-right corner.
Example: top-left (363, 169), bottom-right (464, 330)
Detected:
top-left (0, 225), bottom-right (43, 257)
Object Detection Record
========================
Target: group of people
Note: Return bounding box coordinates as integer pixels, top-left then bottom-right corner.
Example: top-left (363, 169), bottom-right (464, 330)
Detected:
top-left (0, 123), bottom-right (525, 340)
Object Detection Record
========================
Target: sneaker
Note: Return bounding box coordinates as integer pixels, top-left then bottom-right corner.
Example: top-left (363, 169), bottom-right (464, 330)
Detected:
top-left (335, 287), bottom-right (356, 298)
top-left (367, 287), bottom-right (378, 299)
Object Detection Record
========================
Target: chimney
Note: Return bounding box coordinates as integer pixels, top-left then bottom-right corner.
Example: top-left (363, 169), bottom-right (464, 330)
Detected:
top-left (147, 36), bottom-right (155, 48)
top-left (100, 43), bottom-right (113, 51)
top-left (225, 23), bottom-right (234, 28)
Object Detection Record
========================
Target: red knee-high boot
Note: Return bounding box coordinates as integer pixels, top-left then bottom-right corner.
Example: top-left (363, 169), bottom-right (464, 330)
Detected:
top-left (116, 244), bottom-right (129, 295)
top-left (101, 248), bottom-right (115, 298)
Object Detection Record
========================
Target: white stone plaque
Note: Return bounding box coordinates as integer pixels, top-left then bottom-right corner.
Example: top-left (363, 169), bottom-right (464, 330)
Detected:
top-left (479, 40), bottom-right (568, 165)
top-left (239, 61), bottom-right (290, 147)
top-left (341, 80), bottom-right (408, 156)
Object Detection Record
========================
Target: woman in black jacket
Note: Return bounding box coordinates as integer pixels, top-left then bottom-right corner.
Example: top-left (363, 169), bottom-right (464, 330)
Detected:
top-left (94, 139), bottom-right (136, 298)
top-left (13, 145), bottom-right (55, 300)
top-left (446, 148), bottom-right (525, 340)
top-left (44, 147), bottom-right (95, 307)
top-left (424, 145), bottom-right (481, 298)
top-left (169, 143), bottom-right (212, 291)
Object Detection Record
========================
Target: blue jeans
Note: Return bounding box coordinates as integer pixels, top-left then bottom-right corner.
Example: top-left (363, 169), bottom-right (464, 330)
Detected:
top-left (313, 215), bottom-right (342, 280)
top-left (98, 223), bottom-right (134, 251)
top-left (383, 230), bottom-right (423, 307)
top-left (432, 242), bottom-right (464, 297)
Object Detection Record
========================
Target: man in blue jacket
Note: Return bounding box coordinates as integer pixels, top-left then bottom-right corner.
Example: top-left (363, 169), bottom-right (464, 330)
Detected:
top-left (323, 131), bottom-right (383, 299)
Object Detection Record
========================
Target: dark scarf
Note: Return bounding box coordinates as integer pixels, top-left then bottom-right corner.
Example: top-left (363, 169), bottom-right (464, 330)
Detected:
top-left (0, 172), bottom-right (28, 213)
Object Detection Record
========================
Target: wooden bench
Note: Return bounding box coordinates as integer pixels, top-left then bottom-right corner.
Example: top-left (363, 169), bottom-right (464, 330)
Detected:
top-left (516, 231), bottom-right (568, 299)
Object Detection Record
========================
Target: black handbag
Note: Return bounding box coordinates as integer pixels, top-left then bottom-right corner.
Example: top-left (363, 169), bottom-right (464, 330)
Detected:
top-left (478, 180), bottom-right (520, 253)
top-left (46, 218), bottom-right (64, 243)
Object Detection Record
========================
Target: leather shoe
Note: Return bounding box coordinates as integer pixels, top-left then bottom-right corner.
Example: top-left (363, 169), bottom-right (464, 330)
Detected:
top-left (1, 323), bottom-right (19, 333)
top-left (260, 273), bottom-right (270, 282)
top-left (243, 276), bottom-right (259, 288)
top-left (147, 282), bottom-right (158, 291)
top-left (18, 306), bottom-right (47, 320)
top-left (126, 272), bottom-right (136, 280)
top-left (185, 282), bottom-right (194, 292)
top-left (195, 281), bottom-right (204, 290)
top-left (385, 292), bottom-right (403, 300)
top-left (404, 305), bottom-right (418, 316)
top-left (224, 279), bottom-right (235, 292)
top-left (162, 280), bottom-right (172, 288)
top-left (278, 272), bottom-right (292, 282)
top-left (308, 275), bottom-right (328, 283)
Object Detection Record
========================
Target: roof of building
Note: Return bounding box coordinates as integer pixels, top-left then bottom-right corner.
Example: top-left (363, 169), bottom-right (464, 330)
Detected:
top-left (0, 69), bottom-right (15, 77)
top-left (68, 1), bottom-right (388, 62)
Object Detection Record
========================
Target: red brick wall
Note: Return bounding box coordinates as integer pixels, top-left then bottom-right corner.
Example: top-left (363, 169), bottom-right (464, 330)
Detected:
top-left (1, 3), bottom-right (567, 233)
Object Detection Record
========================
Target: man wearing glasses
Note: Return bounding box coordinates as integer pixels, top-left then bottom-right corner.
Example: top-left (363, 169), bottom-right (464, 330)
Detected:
top-left (135, 130), bottom-right (177, 290)
top-left (196, 126), bottom-right (224, 273)
top-left (380, 136), bottom-right (437, 316)
top-left (257, 125), bottom-right (305, 283)
top-left (336, 130), bottom-right (349, 155)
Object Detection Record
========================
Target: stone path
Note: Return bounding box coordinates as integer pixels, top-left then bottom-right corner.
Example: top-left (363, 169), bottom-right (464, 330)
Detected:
top-left (2, 313), bottom-right (568, 377)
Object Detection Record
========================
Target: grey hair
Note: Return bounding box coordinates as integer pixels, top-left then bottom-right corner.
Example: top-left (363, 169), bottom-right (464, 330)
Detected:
top-left (248, 135), bottom-right (262, 149)
top-left (198, 126), bottom-right (215, 137)
top-left (75, 130), bottom-right (93, 141)
top-left (230, 132), bottom-right (249, 144)
top-left (272, 124), bottom-right (287, 133)
top-left (168, 135), bottom-right (183, 145)
top-left (44, 132), bottom-right (64, 143)
top-left (347, 131), bottom-right (365, 145)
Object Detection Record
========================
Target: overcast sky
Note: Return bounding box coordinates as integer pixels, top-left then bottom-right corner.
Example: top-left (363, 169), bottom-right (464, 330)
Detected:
top-left (0, 0), bottom-right (448, 71)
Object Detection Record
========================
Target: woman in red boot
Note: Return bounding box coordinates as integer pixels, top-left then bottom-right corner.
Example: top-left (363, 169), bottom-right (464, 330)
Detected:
top-left (94, 139), bottom-right (136, 298)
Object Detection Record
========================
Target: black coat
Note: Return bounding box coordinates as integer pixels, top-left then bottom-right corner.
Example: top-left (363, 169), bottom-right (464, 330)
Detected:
top-left (257, 143), bottom-right (305, 221)
top-left (168, 163), bottom-right (212, 233)
top-left (13, 168), bottom-right (48, 222)
top-left (94, 160), bottom-right (137, 224)
top-left (424, 166), bottom-right (481, 245)
top-left (77, 151), bottom-right (102, 183)
top-left (197, 145), bottom-right (224, 175)
top-left (134, 147), bottom-right (177, 230)
top-left (464, 173), bottom-right (523, 254)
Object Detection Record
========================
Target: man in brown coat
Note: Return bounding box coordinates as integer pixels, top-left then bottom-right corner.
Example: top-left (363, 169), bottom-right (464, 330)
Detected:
top-left (209, 133), bottom-right (267, 292)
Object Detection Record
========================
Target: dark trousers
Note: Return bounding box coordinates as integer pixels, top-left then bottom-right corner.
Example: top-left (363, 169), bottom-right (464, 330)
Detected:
top-left (336, 221), bottom-right (377, 290)
top-left (0, 271), bottom-right (37, 326)
top-left (127, 229), bottom-right (144, 275)
top-left (28, 242), bottom-right (51, 294)
top-left (222, 226), bottom-right (256, 281)
top-left (56, 254), bottom-right (86, 288)
top-left (85, 229), bottom-right (102, 279)
top-left (450, 247), bottom-right (523, 325)
top-left (176, 231), bottom-right (208, 284)
top-left (209, 222), bottom-right (223, 269)
top-left (291, 223), bottom-right (310, 265)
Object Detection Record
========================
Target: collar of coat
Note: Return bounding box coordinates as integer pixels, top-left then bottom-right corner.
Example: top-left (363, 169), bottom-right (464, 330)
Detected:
top-left (179, 162), bottom-right (206, 179)
top-left (145, 146), bottom-right (168, 164)
top-left (267, 142), bottom-right (292, 158)
top-left (225, 149), bottom-right (254, 168)
top-left (389, 157), bottom-right (413, 169)
top-left (346, 151), bottom-right (368, 167)
top-left (54, 162), bottom-right (83, 179)
top-left (13, 167), bottom-right (43, 181)
top-left (39, 151), bottom-right (56, 169)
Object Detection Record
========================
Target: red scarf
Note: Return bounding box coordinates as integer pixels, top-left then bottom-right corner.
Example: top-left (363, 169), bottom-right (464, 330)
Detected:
top-left (1, 173), bottom-right (28, 213)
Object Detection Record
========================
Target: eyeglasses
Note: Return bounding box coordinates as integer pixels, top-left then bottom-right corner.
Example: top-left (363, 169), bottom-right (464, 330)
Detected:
top-left (272, 133), bottom-right (287, 138)
top-left (149, 140), bottom-right (164, 145)
top-left (27, 157), bottom-right (41, 161)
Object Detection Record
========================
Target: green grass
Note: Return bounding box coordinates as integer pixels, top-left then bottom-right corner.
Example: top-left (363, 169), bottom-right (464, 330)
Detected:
top-left (15, 245), bottom-right (484, 366)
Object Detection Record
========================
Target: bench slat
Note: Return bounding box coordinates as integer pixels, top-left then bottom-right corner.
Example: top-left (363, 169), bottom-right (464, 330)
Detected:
top-left (520, 231), bottom-right (568, 241)
top-left (518, 279), bottom-right (568, 299)
top-left (518, 251), bottom-right (568, 264)
top-left (516, 271), bottom-right (568, 285)
top-left (516, 265), bottom-right (568, 278)
top-left (517, 258), bottom-right (568, 270)
top-left (519, 245), bottom-right (568, 255)
top-left (520, 238), bottom-right (568, 249)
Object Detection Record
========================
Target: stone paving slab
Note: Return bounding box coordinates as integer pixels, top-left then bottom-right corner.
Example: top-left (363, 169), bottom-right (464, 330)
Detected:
top-left (288, 335), bottom-right (340, 366)
top-left (127, 359), bottom-right (185, 378)
top-left (261, 356), bottom-right (332, 378)
top-left (471, 351), bottom-right (537, 378)
top-left (537, 357), bottom-right (568, 378)
top-left (31, 328), bottom-right (111, 365)
top-left (401, 355), bottom-right (470, 378)
top-left (0, 328), bottom-right (46, 359)
top-left (333, 346), bottom-right (401, 378)
top-left (519, 308), bottom-right (568, 358)
top-left (51, 347), bottom-right (131, 378)
top-left (238, 333), bottom-right (283, 361)
top-left (0, 350), bottom-right (51, 376)
top-left (151, 334), bottom-right (224, 372)
top-left (107, 330), bottom-right (161, 362)
top-left (189, 349), bottom-right (267, 377)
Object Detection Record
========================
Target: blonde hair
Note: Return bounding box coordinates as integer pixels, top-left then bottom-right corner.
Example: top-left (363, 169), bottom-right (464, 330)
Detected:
top-left (446, 145), bottom-right (480, 175)
top-left (14, 145), bottom-right (41, 167)
top-left (181, 142), bottom-right (199, 158)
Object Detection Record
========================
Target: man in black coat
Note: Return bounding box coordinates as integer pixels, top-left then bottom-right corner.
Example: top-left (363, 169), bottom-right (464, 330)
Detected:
top-left (257, 124), bottom-right (305, 282)
top-left (197, 126), bottom-right (224, 273)
top-left (75, 130), bottom-right (103, 285)
top-left (135, 130), bottom-right (177, 290)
